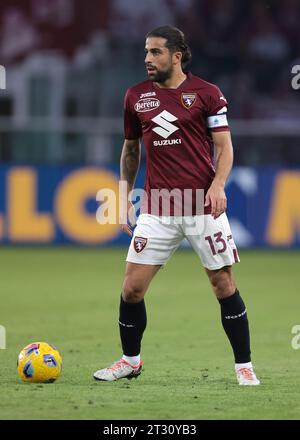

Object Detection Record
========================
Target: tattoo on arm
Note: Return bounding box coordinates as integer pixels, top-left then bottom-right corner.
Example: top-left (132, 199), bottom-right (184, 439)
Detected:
top-left (120, 141), bottom-right (141, 186)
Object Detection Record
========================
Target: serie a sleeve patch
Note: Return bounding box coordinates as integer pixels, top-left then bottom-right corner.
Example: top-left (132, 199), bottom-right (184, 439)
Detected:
top-left (207, 113), bottom-right (228, 128)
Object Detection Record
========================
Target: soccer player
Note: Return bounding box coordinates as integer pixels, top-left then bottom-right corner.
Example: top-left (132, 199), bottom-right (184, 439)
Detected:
top-left (94, 26), bottom-right (260, 385)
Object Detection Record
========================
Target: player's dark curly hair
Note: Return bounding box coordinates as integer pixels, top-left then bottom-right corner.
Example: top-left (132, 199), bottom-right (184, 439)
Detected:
top-left (146, 26), bottom-right (192, 72)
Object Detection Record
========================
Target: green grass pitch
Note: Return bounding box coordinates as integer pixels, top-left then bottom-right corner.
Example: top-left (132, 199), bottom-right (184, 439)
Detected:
top-left (0, 247), bottom-right (299, 420)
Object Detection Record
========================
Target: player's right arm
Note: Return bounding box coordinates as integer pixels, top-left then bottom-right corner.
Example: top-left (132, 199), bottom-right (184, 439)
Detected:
top-left (120, 138), bottom-right (141, 236)
top-left (121, 88), bottom-right (143, 236)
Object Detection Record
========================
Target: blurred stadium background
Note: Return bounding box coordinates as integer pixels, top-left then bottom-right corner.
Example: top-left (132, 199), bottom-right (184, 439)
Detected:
top-left (0, 0), bottom-right (299, 248)
top-left (1, 0), bottom-right (300, 421)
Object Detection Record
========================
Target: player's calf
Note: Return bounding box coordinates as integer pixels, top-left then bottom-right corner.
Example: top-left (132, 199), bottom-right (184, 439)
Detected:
top-left (206, 267), bottom-right (260, 385)
top-left (206, 265), bottom-right (236, 300)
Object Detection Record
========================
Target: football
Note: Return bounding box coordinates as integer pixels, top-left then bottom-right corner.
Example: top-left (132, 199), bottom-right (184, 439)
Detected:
top-left (17, 342), bottom-right (62, 383)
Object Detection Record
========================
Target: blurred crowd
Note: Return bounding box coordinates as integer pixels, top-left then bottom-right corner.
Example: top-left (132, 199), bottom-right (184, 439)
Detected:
top-left (1, 0), bottom-right (299, 117)
top-left (108, 0), bottom-right (300, 120)
top-left (0, 0), bottom-right (299, 165)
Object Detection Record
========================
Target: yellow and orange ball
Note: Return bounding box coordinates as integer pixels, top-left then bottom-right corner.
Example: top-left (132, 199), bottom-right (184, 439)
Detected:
top-left (17, 342), bottom-right (62, 383)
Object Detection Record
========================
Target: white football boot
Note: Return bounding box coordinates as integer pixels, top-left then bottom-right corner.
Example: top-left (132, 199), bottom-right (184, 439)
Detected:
top-left (93, 358), bottom-right (143, 382)
top-left (235, 364), bottom-right (260, 386)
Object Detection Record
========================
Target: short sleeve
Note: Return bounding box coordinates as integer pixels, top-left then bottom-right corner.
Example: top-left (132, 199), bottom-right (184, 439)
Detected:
top-left (124, 90), bottom-right (142, 140)
top-left (206, 85), bottom-right (230, 132)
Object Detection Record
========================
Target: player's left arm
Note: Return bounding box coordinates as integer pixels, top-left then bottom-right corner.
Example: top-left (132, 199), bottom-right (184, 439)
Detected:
top-left (205, 130), bottom-right (233, 219)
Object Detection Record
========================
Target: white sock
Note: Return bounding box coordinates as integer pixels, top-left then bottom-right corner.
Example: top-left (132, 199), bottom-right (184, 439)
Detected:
top-left (122, 354), bottom-right (141, 367)
top-left (235, 361), bottom-right (253, 370)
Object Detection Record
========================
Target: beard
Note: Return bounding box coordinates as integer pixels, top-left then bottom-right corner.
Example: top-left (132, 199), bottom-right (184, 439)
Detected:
top-left (147, 66), bottom-right (173, 83)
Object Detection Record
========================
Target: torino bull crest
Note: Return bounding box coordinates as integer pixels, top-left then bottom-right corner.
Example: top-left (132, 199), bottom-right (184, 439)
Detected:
top-left (181, 93), bottom-right (197, 108)
top-left (134, 236), bottom-right (148, 253)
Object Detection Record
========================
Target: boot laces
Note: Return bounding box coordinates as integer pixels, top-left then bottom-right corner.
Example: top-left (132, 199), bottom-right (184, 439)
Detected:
top-left (239, 367), bottom-right (254, 380)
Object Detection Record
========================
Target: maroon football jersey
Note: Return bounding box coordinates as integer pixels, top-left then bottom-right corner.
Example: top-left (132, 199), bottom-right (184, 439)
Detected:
top-left (124, 72), bottom-right (230, 215)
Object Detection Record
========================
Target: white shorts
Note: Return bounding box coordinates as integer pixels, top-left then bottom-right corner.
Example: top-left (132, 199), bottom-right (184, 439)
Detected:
top-left (126, 213), bottom-right (240, 270)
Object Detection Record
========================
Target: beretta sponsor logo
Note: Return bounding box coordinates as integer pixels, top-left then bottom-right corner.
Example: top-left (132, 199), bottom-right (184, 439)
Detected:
top-left (134, 97), bottom-right (160, 113)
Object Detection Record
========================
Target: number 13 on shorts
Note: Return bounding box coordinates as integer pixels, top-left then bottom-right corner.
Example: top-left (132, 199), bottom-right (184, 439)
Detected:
top-left (187, 213), bottom-right (240, 270)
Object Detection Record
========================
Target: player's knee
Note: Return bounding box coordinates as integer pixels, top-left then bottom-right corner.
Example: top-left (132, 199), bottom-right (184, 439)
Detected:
top-left (208, 269), bottom-right (236, 299)
top-left (122, 279), bottom-right (145, 303)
